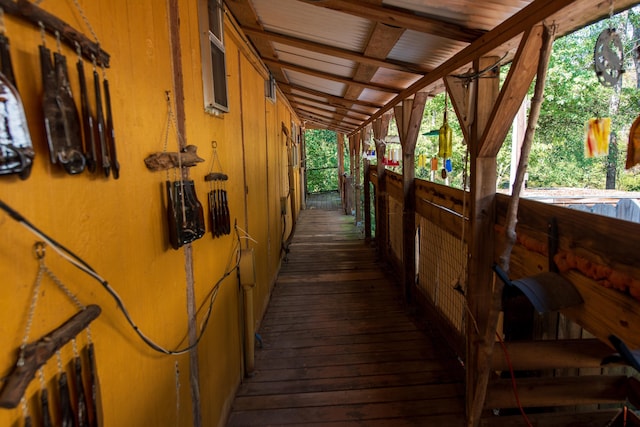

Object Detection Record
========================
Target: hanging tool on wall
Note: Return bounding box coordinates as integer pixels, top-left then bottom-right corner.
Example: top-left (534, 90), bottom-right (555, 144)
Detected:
top-left (205, 141), bottom-right (230, 238)
top-left (40, 25), bottom-right (85, 174)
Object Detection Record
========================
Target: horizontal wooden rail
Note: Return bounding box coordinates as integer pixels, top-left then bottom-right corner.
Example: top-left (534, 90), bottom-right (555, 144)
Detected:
top-left (491, 339), bottom-right (613, 371)
top-left (485, 375), bottom-right (628, 409)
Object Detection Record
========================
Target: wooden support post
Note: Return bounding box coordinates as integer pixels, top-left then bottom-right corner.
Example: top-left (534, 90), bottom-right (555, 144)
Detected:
top-left (465, 56), bottom-right (500, 426)
top-left (373, 113), bottom-right (392, 259)
top-left (394, 92), bottom-right (428, 303)
top-left (363, 126), bottom-right (372, 241)
top-left (470, 25), bottom-right (556, 427)
top-left (355, 130), bottom-right (363, 226)
top-left (337, 132), bottom-right (345, 211)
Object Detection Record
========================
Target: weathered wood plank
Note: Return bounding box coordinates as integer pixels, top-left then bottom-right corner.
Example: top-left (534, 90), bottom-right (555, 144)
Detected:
top-left (227, 207), bottom-right (465, 426)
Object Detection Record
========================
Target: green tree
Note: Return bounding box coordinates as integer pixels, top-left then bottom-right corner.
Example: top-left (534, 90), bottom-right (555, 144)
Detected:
top-left (305, 129), bottom-right (343, 193)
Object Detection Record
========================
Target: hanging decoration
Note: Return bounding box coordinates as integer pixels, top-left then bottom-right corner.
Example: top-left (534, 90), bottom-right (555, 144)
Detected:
top-left (156, 92), bottom-right (206, 250)
top-left (594, 1), bottom-right (624, 87)
top-left (363, 142), bottom-right (376, 161)
top-left (0, 8), bottom-right (34, 179)
top-left (417, 154), bottom-right (427, 169)
top-left (585, 117), bottom-right (610, 157)
top-left (205, 141), bottom-right (231, 239)
top-left (0, 242), bottom-right (102, 427)
top-left (384, 146), bottom-right (400, 166)
top-left (438, 93), bottom-right (453, 178)
top-left (626, 114), bottom-right (640, 169)
top-left (39, 26), bottom-right (86, 175)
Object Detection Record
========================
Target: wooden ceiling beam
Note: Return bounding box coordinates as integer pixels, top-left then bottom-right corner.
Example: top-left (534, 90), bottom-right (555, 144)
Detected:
top-left (287, 92), bottom-right (374, 115)
top-left (299, 0), bottom-right (485, 43)
top-left (479, 25), bottom-right (544, 157)
top-left (241, 27), bottom-right (427, 74)
top-left (299, 113), bottom-right (356, 133)
top-left (278, 82), bottom-right (385, 109)
top-left (290, 99), bottom-right (371, 120)
top-left (264, 58), bottom-right (400, 94)
top-left (295, 105), bottom-right (364, 126)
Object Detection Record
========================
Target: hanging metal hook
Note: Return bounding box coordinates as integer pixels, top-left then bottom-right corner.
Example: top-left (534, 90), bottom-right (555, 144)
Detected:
top-left (38, 21), bottom-right (46, 46)
top-left (33, 241), bottom-right (46, 260)
top-left (54, 30), bottom-right (61, 53)
top-left (75, 40), bottom-right (82, 60)
top-left (0, 7), bottom-right (6, 36)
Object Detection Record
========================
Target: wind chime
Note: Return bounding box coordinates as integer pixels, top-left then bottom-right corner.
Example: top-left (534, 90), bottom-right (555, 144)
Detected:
top-left (0, 242), bottom-right (102, 427)
top-left (587, 0), bottom-right (623, 159)
top-left (383, 135), bottom-right (401, 166)
top-left (438, 93), bottom-right (453, 179)
top-left (0, 8), bottom-right (33, 179)
top-left (161, 92), bottom-right (206, 250)
top-left (205, 141), bottom-right (231, 238)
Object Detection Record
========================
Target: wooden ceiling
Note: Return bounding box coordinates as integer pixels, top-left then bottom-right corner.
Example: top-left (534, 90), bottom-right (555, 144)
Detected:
top-left (226, 0), bottom-right (640, 135)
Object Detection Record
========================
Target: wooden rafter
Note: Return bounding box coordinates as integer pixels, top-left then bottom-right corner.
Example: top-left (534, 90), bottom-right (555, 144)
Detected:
top-left (287, 92), bottom-right (374, 116)
top-left (290, 99), bottom-right (370, 121)
top-left (278, 82), bottom-right (384, 109)
top-left (295, 105), bottom-right (363, 126)
top-left (479, 25), bottom-right (545, 157)
top-left (299, 0), bottom-right (486, 43)
top-left (263, 58), bottom-right (401, 94)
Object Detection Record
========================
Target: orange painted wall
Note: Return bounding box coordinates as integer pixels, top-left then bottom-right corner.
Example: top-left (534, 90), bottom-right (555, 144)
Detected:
top-left (0, 1), bottom-right (300, 426)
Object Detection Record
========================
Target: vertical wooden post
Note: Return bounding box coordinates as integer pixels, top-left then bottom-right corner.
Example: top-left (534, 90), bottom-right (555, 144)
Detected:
top-left (363, 126), bottom-right (372, 241)
top-left (394, 92), bottom-right (428, 303)
top-left (355, 130), bottom-right (363, 226)
top-left (373, 113), bottom-right (392, 259)
top-left (168, 0), bottom-right (201, 425)
top-left (337, 133), bottom-right (345, 211)
top-left (466, 57), bottom-right (500, 425)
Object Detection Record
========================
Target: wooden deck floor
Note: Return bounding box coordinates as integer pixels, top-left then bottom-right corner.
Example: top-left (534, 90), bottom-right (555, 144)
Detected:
top-left (227, 208), bottom-right (466, 426)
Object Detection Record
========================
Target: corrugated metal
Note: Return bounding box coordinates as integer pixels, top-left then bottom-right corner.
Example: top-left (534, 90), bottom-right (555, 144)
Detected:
top-left (383, 0), bottom-right (533, 30)
top-left (390, 30), bottom-right (468, 69)
top-left (252, 0), bottom-right (372, 51)
top-left (284, 69), bottom-right (347, 97)
top-left (273, 43), bottom-right (357, 78)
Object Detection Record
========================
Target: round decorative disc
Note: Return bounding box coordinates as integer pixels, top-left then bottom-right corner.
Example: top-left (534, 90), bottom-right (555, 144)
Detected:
top-left (594, 28), bottom-right (624, 87)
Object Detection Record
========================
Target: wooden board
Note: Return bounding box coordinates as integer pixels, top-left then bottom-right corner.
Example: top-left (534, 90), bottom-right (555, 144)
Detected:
top-left (226, 208), bottom-right (465, 426)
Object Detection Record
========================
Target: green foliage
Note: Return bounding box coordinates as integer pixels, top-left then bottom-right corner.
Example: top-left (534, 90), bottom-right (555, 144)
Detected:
top-left (305, 129), bottom-right (347, 193)
top-left (504, 8), bottom-right (640, 190)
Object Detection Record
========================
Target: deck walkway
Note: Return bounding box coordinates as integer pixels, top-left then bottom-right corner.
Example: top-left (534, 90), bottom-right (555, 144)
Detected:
top-left (226, 205), bottom-right (466, 426)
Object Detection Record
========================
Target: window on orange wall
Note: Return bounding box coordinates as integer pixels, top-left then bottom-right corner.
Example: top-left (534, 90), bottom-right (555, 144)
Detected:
top-left (198, 0), bottom-right (229, 114)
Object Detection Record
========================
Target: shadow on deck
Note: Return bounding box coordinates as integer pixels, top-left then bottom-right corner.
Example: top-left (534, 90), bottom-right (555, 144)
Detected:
top-left (227, 206), bottom-right (466, 426)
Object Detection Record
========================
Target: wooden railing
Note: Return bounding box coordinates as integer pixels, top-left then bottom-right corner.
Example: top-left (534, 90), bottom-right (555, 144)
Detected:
top-left (369, 165), bottom-right (640, 419)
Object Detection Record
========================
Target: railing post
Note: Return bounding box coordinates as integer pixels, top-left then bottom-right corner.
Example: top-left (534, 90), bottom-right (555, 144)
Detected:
top-left (364, 163), bottom-right (371, 241)
top-left (373, 113), bottom-right (392, 260)
top-left (394, 92), bottom-right (428, 304)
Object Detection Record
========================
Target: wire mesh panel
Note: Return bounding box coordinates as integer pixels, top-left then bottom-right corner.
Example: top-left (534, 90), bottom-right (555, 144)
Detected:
top-left (388, 197), bottom-right (403, 263)
top-left (417, 215), bottom-right (467, 337)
